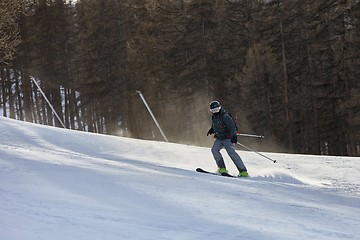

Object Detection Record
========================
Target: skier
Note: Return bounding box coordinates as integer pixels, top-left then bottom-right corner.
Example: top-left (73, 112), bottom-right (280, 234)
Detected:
top-left (207, 100), bottom-right (248, 177)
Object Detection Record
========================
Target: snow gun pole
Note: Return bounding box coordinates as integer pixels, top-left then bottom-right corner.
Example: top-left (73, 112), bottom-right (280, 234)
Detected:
top-left (31, 78), bottom-right (66, 129)
top-left (236, 142), bottom-right (277, 163)
top-left (136, 91), bottom-right (169, 142)
top-left (237, 133), bottom-right (264, 138)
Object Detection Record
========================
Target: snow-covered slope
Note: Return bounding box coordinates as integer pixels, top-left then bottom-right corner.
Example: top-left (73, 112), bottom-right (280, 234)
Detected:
top-left (0, 116), bottom-right (359, 240)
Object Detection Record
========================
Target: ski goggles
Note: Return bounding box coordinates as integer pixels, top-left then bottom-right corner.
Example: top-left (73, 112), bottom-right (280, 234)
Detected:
top-left (209, 106), bottom-right (221, 113)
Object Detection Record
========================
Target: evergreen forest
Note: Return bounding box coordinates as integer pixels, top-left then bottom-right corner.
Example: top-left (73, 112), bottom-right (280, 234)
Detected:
top-left (1, 0), bottom-right (360, 156)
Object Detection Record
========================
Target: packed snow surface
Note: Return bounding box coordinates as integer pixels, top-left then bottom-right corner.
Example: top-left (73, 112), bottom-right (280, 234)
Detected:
top-left (0, 116), bottom-right (359, 240)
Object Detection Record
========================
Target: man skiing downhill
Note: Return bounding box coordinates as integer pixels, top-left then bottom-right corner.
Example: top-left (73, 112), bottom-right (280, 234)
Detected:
top-left (207, 101), bottom-right (248, 177)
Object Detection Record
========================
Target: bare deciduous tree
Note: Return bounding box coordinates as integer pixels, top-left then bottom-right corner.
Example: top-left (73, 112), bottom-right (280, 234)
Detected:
top-left (0, 0), bottom-right (27, 64)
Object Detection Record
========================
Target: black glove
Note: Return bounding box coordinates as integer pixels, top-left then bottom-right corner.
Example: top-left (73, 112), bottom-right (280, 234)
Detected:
top-left (231, 135), bottom-right (237, 143)
top-left (207, 128), bottom-right (215, 136)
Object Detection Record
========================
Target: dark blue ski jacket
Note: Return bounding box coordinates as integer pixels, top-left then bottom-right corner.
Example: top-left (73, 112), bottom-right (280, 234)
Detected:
top-left (211, 108), bottom-right (237, 140)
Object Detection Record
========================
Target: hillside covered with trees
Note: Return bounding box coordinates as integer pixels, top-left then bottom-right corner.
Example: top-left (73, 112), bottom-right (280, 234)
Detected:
top-left (1, 0), bottom-right (359, 156)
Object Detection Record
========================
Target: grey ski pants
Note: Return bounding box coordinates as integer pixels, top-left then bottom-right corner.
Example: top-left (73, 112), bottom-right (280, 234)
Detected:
top-left (211, 139), bottom-right (247, 172)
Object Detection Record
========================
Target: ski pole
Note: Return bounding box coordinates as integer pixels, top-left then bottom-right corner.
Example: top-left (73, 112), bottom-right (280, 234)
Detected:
top-left (236, 142), bottom-right (277, 163)
top-left (237, 133), bottom-right (264, 138)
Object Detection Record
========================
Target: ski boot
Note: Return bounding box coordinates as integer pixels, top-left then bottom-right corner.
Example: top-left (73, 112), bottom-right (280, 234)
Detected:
top-left (238, 171), bottom-right (249, 177)
top-left (216, 167), bottom-right (228, 175)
